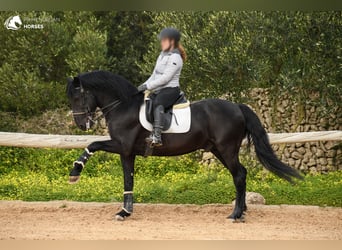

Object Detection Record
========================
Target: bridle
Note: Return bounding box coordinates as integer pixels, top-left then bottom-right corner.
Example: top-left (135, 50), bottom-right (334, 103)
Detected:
top-left (72, 84), bottom-right (121, 130)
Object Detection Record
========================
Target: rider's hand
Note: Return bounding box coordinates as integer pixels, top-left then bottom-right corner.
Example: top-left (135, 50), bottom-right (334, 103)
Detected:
top-left (137, 84), bottom-right (148, 92)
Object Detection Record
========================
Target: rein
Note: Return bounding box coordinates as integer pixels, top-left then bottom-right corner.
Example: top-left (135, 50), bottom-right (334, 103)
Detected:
top-left (72, 85), bottom-right (121, 129)
top-left (90, 99), bottom-right (121, 122)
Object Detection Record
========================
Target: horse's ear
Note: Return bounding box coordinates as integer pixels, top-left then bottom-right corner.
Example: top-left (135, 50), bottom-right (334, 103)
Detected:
top-left (73, 76), bottom-right (80, 87)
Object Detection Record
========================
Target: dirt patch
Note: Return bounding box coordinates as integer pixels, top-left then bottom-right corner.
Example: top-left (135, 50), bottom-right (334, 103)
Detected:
top-left (0, 201), bottom-right (341, 240)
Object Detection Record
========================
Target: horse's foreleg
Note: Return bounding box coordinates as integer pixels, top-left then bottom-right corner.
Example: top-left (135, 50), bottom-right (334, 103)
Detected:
top-left (69, 148), bottom-right (94, 183)
top-left (69, 140), bottom-right (122, 184)
top-left (115, 154), bottom-right (135, 221)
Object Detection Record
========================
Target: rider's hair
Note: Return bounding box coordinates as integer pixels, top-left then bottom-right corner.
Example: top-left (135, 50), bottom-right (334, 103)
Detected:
top-left (176, 43), bottom-right (187, 62)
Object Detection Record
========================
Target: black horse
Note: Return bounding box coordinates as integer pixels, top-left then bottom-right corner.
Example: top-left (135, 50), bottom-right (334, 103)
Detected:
top-left (67, 70), bottom-right (302, 221)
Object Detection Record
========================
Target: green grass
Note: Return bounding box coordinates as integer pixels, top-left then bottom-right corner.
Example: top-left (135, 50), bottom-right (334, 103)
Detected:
top-left (0, 147), bottom-right (341, 206)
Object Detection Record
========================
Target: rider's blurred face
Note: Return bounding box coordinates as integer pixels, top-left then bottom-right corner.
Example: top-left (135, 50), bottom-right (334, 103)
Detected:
top-left (160, 38), bottom-right (174, 51)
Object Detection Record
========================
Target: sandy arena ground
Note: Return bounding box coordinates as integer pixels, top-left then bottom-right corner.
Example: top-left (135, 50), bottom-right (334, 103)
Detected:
top-left (0, 201), bottom-right (341, 240)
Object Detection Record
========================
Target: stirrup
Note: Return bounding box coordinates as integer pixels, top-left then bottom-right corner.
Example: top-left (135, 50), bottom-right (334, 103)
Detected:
top-left (152, 136), bottom-right (163, 147)
top-left (145, 134), bottom-right (162, 147)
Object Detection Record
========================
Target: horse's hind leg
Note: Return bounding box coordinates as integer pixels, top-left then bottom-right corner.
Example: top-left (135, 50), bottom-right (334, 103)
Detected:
top-left (211, 147), bottom-right (247, 221)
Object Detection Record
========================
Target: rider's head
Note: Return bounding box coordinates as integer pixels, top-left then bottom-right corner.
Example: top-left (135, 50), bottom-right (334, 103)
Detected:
top-left (158, 27), bottom-right (181, 52)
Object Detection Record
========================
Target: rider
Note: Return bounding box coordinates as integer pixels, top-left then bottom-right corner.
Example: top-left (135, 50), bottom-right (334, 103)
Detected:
top-left (137, 27), bottom-right (186, 147)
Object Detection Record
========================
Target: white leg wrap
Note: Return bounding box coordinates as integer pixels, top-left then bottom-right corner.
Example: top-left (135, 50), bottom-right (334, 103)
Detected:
top-left (122, 207), bottom-right (132, 214)
top-left (73, 161), bottom-right (85, 168)
top-left (85, 148), bottom-right (94, 155)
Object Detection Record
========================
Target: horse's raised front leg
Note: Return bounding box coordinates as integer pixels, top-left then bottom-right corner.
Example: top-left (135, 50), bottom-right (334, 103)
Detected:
top-left (115, 154), bottom-right (135, 221)
top-left (69, 140), bottom-right (122, 184)
top-left (69, 147), bottom-right (93, 183)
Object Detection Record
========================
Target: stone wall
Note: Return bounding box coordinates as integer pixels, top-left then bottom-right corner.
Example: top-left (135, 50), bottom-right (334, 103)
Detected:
top-left (203, 88), bottom-right (341, 173)
top-left (250, 88), bottom-right (341, 173)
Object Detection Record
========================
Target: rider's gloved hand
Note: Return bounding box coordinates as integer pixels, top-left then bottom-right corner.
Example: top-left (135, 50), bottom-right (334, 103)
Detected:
top-left (137, 84), bottom-right (147, 92)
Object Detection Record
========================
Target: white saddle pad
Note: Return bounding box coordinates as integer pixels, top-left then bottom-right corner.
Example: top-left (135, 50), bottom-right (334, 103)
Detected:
top-left (139, 103), bottom-right (191, 134)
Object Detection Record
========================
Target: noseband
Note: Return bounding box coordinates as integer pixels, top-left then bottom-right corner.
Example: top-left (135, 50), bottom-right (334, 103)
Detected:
top-left (72, 84), bottom-right (121, 130)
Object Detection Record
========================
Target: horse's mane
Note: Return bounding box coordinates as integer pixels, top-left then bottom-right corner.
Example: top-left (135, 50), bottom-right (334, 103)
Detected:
top-left (67, 70), bottom-right (139, 101)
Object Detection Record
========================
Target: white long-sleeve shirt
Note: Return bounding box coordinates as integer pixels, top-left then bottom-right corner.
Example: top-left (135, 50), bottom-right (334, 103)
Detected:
top-left (144, 49), bottom-right (183, 92)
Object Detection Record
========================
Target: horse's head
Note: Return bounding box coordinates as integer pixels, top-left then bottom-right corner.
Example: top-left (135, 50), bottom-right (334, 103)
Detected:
top-left (67, 77), bottom-right (97, 131)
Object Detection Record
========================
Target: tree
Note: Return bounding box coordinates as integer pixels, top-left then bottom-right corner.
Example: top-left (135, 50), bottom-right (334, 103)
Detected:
top-left (105, 11), bottom-right (154, 84)
top-left (0, 11), bottom-right (72, 116)
top-left (0, 11), bottom-right (340, 124)
top-left (65, 12), bottom-right (108, 75)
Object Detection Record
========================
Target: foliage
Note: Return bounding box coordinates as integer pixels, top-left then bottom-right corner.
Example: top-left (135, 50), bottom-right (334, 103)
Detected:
top-left (0, 11), bottom-right (341, 123)
top-left (0, 11), bottom-right (109, 117)
top-left (65, 12), bottom-right (108, 75)
top-left (0, 147), bottom-right (341, 206)
top-left (105, 11), bottom-right (154, 84)
top-left (0, 12), bottom-right (69, 116)
top-left (138, 11), bottom-right (342, 104)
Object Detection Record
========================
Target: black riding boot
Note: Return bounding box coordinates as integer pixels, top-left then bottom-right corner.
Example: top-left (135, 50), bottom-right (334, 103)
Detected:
top-left (146, 105), bottom-right (164, 147)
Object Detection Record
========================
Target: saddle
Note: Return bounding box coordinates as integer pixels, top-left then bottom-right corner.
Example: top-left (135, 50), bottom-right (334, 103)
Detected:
top-left (144, 91), bottom-right (189, 131)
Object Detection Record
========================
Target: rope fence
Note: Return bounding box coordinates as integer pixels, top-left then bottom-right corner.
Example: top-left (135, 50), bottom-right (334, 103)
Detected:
top-left (0, 131), bottom-right (341, 149)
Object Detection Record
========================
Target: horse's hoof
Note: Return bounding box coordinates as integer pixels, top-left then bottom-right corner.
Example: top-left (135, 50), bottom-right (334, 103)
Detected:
top-left (69, 176), bottom-right (80, 184)
top-left (233, 217), bottom-right (246, 223)
top-left (228, 214), bottom-right (246, 223)
top-left (114, 210), bottom-right (131, 221)
top-left (115, 214), bottom-right (125, 221)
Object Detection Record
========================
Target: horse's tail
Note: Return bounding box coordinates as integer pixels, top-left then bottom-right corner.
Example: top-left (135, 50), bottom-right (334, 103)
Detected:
top-left (238, 104), bottom-right (303, 183)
